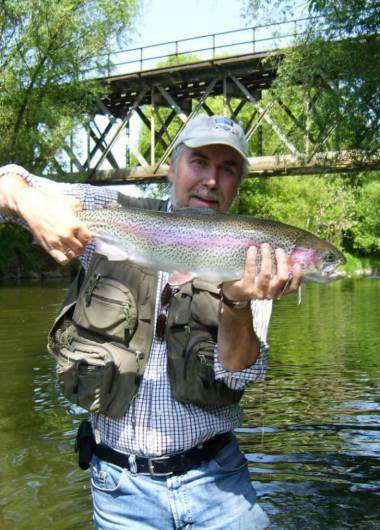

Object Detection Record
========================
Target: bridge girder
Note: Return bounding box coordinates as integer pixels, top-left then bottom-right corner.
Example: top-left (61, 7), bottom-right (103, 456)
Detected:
top-left (54, 51), bottom-right (379, 182)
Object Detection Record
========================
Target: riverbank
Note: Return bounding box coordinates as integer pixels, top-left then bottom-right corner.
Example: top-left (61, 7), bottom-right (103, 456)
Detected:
top-left (343, 253), bottom-right (380, 278)
top-left (0, 224), bottom-right (78, 281)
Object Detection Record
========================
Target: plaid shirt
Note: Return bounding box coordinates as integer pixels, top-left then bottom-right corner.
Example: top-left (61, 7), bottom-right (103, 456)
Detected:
top-left (0, 164), bottom-right (272, 457)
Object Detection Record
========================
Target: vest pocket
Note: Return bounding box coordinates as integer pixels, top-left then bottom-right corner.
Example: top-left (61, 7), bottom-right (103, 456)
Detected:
top-left (191, 280), bottom-right (220, 328)
top-left (73, 275), bottom-right (138, 343)
top-left (178, 337), bottom-right (243, 408)
top-left (167, 281), bottom-right (244, 408)
top-left (50, 328), bottom-right (142, 419)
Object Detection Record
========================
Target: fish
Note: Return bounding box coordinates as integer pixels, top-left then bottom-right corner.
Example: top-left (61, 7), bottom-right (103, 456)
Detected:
top-left (77, 204), bottom-right (346, 286)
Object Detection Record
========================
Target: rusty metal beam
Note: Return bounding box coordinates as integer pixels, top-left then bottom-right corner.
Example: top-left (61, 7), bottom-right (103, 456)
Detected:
top-left (89, 86), bottom-right (149, 177)
top-left (230, 74), bottom-right (300, 155)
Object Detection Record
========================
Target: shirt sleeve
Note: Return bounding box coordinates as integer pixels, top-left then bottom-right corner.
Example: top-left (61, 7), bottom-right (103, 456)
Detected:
top-left (0, 163), bottom-right (118, 271)
top-left (213, 299), bottom-right (272, 389)
top-left (0, 164), bottom-right (118, 209)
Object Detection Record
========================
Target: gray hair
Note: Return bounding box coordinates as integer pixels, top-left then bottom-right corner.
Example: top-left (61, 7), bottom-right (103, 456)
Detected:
top-left (170, 143), bottom-right (187, 172)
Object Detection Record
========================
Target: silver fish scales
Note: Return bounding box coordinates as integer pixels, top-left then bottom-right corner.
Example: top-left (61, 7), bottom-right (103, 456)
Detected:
top-left (78, 205), bottom-right (346, 286)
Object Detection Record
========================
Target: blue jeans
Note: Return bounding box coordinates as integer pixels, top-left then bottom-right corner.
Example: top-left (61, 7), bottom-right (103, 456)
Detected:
top-left (90, 436), bottom-right (270, 529)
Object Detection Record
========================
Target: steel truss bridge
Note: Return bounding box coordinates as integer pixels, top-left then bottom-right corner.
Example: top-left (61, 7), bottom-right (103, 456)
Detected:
top-left (54, 18), bottom-right (379, 183)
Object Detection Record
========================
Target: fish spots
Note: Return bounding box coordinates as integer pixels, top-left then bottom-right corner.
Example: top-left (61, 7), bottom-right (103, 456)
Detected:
top-left (77, 206), bottom-right (345, 284)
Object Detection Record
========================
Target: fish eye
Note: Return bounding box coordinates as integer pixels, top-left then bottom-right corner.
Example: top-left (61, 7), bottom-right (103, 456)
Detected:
top-left (325, 252), bottom-right (336, 262)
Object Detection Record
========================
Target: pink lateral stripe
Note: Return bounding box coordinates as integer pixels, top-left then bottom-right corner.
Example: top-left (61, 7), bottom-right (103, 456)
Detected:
top-left (116, 221), bottom-right (252, 249)
top-left (291, 247), bottom-right (320, 265)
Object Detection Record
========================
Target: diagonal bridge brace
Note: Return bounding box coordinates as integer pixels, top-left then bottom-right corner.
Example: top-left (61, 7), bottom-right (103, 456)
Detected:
top-left (230, 73), bottom-right (300, 156)
top-left (154, 76), bottom-right (219, 172)
top-left (88, 85), bottom-right (149, 178)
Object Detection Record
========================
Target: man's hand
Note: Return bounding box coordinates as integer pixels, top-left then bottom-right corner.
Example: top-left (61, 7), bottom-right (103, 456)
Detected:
top-left (20, 187), bottom-right (92, 265)
top-left (222, 243), bottom-right (303, 302)
top-left (217, 243), bottom-right (303, 371)
top-left (0, 173), bottom-right (91, 265)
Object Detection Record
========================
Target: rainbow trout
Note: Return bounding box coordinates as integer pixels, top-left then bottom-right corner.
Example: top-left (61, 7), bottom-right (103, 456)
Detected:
top-left (78, 205), bottom-right (346, 286)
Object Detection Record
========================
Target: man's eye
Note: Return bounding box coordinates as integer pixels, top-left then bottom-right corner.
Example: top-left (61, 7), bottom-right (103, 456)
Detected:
top-left (223, 165), bottom-right (237, 176)
top-left (192, 158), bottom-right (206, 167)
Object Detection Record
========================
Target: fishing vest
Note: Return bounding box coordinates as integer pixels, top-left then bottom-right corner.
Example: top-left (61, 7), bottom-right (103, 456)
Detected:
top-left (47, 195), bottom-right (243, 419)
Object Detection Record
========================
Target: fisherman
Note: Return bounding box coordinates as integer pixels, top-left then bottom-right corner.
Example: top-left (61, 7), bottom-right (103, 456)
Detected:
top-left (0, 115), bottom-right (303, 529)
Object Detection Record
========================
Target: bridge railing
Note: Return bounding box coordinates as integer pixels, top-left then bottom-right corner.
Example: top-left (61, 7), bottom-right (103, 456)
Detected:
top-left (88, 16), bottom-right (324, 78)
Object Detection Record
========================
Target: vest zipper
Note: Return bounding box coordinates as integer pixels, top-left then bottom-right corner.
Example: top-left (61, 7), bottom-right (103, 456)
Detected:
top-left (89, 293), bottom-right (127, 306)
top-left (85, 273), bottom-right (101, 306)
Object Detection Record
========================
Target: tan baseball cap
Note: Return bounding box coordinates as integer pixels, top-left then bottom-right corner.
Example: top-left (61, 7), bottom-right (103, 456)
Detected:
top-left (173, 115), bottom-right (248, 160)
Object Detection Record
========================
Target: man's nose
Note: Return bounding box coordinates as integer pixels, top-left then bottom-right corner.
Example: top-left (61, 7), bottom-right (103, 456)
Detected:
top-left (203, 166), bottom-right (218, 187)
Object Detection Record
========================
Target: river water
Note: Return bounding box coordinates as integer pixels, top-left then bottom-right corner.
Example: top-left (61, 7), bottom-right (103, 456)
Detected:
top-left (0, 279), bottom-right (379, 529)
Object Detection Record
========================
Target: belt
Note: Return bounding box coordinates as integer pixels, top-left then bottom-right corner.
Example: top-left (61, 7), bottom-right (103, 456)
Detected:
top-left (93, 431), bottom-right (234, 477)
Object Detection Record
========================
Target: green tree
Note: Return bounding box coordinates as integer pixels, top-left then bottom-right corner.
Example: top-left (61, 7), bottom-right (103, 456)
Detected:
top-left (234, 174), bottom-right (356, 247)
top-left (348, 175), bottom-right (380, 255)
top-left (0, 0), bottom-right (140, 172)
top-left (241, 0), bottom-right (380, 155)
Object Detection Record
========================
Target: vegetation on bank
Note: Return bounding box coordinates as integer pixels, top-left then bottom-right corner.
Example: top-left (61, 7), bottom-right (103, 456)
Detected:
top-left (0, 0), bottom-right (140, 170)
top-left (234, 173), bottom-right (380, 258)
top-left (0, 0), bottom-right (139, 280)
top-left (0, 224), bottom-right (78, 280)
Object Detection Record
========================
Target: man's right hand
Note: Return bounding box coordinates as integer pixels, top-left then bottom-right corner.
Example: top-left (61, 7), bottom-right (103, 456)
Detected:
top-left (0, 172), bottom-right (91, 265)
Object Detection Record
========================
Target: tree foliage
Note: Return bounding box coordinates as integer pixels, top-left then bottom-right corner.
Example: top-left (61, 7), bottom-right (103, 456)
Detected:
top-left (0, 0), bottom-right (140, 171)
top-left (348, 176), bottom-right (380, 254)
top-left (233, 0), bottom-right (380, 258)
top-left (242, 0), bottom-right (380, 155)
top-left (234, 175), bottom-right (356, 246)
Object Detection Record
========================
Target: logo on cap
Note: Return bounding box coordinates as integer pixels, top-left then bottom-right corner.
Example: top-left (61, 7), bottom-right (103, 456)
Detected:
top-left (210, 116), bottom-right (239, 135)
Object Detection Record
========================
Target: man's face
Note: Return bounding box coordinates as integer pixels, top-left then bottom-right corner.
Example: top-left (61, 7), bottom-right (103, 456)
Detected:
top-left (168, 144), bottom-right (242, 212)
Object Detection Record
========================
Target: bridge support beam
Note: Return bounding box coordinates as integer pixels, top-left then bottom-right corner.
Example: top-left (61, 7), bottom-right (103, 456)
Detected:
top-left (51, 52), bottom-right (379, 182)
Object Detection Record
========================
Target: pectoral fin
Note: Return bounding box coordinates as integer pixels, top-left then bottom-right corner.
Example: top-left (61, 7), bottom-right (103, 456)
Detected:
top-left (94, 238), bottom-right (129, 261)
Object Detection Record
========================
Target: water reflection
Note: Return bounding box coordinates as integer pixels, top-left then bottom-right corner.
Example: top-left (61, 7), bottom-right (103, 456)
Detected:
top-left (240, 279), bottom-right (380, 529)
top-left (0, 282), bottom-right (92, 530)
top-left (0, 279), bottom-right (379, 529)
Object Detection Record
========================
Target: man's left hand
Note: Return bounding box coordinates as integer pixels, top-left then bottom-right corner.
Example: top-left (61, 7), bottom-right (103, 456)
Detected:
top-left (222, 243), bottom-right (303, 302)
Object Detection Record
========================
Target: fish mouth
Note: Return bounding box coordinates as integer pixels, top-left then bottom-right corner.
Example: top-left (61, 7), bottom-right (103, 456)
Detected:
top-left (325, 271), bottom-right (346, 281)
top-left (304, 263), bottom-right (347, 284)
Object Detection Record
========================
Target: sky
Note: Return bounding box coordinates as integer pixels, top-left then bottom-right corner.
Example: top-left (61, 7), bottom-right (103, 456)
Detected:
top-left (132, 0), bottom-right (248, 47)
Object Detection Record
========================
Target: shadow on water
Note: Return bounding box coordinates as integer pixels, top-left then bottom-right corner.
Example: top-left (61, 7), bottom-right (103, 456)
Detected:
top-left (0, 278), bottom-right (379, 529)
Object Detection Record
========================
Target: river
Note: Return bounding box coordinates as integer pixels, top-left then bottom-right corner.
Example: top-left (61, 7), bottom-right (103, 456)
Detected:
top-left (0, 279), bottom-right (379, 529)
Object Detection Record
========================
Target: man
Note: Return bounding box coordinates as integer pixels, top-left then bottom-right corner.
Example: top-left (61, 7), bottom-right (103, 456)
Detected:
top-left (0, 115), bottom-right (303, 529)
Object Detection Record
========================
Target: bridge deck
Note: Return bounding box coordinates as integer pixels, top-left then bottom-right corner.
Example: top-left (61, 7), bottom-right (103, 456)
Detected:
top-left (102, 51), bottom-right (281, 119)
